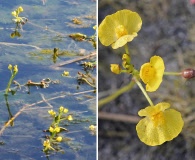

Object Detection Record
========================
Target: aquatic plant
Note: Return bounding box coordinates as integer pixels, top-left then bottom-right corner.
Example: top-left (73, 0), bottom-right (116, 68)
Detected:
top-left (10, 6), bottom-right (27, 38)
top-left (98, 9), bottom-right (194, 146)
top-left (5, 64), bottom-right (18, 96)
top-left (43, 106), bottom-right (73, 153)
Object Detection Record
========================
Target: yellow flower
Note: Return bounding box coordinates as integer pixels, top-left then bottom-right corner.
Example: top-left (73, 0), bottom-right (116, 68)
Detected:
top-left (43, 139), bottom-right (50, 147)
top-left (63, 108), bottom-right (69, 114)
top-left (98, 9), bottom-right (142, 49)
top-left (49, 126), bottom-right (54, 133)
top-left (110, 64), bottom-right (121, 74)
top-left (67, 115), bottom-right (73, 121)
top-left (18, 6), bottom-right (24, 12)
top-left (8, 64), bottom-right (12, 70)
top-left (43, 140), bottom-right (55, 151)
top-left (140, 56), bottom-right (165, 92)
top-left (59, 106), bottom-right (64, 113)
top-left (49, 126), bottom-right (60, 133)
top-left (48, 110), bottom-right (56, 116)
top-left (136, 102), bottom-right (184, 146)
top-left (11, 11), bottom-right (17, 17)
top-left (62, 71), bottom-right (69, 76)
top-left (56, 136), bottom-right (63, 142)
top-left (13, 65), bottom-right (18, 74)
top-left (89, 125), bottom-right (96, 131)
top-left (54, 127), bottom-right (60, 133)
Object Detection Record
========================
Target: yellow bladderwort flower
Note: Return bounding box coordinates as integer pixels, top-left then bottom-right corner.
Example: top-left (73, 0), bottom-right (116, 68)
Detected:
top-left (18, 6), bottom-right (24, 12)
top-left (49, 126), bottom-right (54, 133)
top-left (89, 125), bottom-right (96, 131)
top-left (49, 126), bottom-right (60, 133)
top-left (48, 110), bottom-right (56, 117)
top-left (59, 106), bottom-right (64, 113)
top-left (110, 64), bottom-right (121, 74)
top-left (140, 56), bottom-right (165, 92)
top-left (54, 127), bottom-right (60, 133)
top-left (98, 9), bottom-right (142, 49)
top-left (8, 64), bottom-right (12, 70)
top-left (43, 139), bottom-right (55, 151)
top-left (13, 65), bottom-right (18, 74)
top-left (136, 102), bottom-right (184, 146)
top-left (11, 11), bottom-right (17, 17)
top-left (63, 108), bottom-right (69, 114)
top-left (67, 115), bottom-right (73, 121)
top-left (56, 136), bottom-right (63, 142)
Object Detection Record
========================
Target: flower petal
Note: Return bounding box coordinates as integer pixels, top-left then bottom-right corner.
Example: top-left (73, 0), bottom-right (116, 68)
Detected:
top-left (98, 9), bottom-right (142, 48)
top-left (111, 33), bottom-right (137, 49)
top-left (138, 102), bottom-right (170, 117)
top-left (137, 102), bottom-right (184, 146)
top-left (136, 108), bottom-right (183, 146)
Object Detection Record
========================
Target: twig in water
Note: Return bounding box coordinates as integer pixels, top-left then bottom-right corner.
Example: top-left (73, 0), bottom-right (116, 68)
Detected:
top-left (50, 52), bottom-right (96, 69)
top-left (0, 42), bottom-right (41, 50)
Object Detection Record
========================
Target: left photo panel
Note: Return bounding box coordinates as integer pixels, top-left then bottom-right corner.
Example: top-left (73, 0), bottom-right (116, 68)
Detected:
top-left (0, 0), bottom-right (97, 159)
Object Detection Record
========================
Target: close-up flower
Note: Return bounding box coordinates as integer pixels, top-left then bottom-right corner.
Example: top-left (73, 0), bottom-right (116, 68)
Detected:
top-left (140, 56), bottom-right (165, 92)
top-left (62, 71), bottom-right (69, 76)
top-left (136, 102), bottom-right (184, 146)
top-left (98, 9), bottom-right (142, 49)
top-left (49, 126), bottom-right (54, 133)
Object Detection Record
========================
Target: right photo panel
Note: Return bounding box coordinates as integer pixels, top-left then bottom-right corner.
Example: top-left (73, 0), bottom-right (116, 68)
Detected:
top-left (98, 0), bottom-right (195, 159)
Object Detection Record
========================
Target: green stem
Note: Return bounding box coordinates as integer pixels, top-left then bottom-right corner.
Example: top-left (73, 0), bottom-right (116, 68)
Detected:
top-left (164, 72), bottom-right (181, 76)
top-left (5, 74), bottom-right (16, 95)
top-left (98, 80), bottom-right (135, 109)
top-left (133, 76), bottom-right (154, 106)
top-left (125, 44), bottom-right (129, 55)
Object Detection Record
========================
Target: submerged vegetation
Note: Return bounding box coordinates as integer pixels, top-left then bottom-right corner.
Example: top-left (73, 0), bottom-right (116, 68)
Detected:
top-left (0, 1), bottom-right (96, 159)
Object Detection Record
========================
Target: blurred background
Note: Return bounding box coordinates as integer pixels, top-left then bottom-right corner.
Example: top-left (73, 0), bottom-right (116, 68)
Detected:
top-left (98, 0), bottom-right (195, 159)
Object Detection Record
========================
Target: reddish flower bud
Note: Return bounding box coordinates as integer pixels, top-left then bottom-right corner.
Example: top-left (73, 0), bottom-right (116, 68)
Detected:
top-left (181, 68), bottom-right (195, 79)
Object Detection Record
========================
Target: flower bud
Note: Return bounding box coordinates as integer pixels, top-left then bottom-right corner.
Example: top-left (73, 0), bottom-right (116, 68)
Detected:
top-left (122, 53), bottom-right (130, 63)
top-left (181, 68), bottom-right (195, 79)
top-left (110, 64), bottom-right (121, 74)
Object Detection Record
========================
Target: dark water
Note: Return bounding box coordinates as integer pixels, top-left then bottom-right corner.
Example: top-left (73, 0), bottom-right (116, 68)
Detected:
top-left (0, 0), bottom-right (96, 159)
